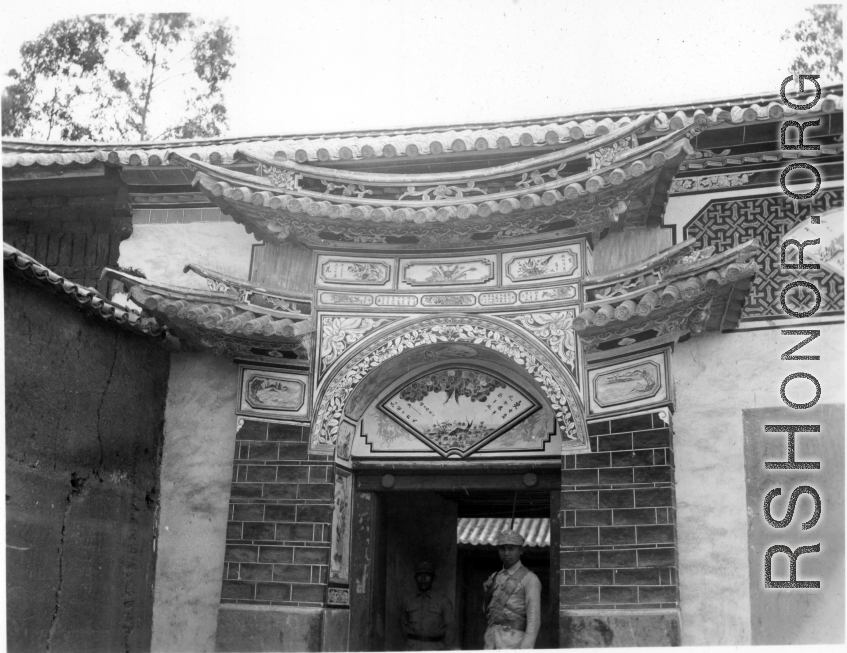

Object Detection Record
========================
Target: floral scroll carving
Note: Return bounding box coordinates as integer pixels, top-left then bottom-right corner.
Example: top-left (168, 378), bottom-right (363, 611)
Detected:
top-left (310, 316), bottom-right (586, 453)
top-left (319, 316), bottom-right (392, 375)
top-left (507, 310), bottom-right (577, 374)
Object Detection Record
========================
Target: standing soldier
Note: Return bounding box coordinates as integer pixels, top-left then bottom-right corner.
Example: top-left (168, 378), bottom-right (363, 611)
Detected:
top-left (482, 530), bottom-right (541, 649)
top-left (400, 561), bottom-right (458, 650)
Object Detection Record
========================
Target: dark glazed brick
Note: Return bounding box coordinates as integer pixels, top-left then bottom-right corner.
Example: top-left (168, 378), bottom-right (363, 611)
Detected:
top-left (268, 423), bottom-right (305, 441)
top-left (263, 484), bottom-right (298, 500)
top-left (613, 508), bottom-right (657, 526)
top-left (225, 545), bottom-right (258, 562)
top-left (639, 586), bottom-right (679, 603)
top-left (576, 569), bottom-right (613, 585)
top-left (587, 421), bottom-right (610, 436)
top-left (265, 505), bottom-right (296, 522)
top-left (297, 505), bottom-right (333, 523)
top-left (258, 546), bottom-right (294, 564)
top-left (238, 420), bottom-right (269, 440)
top-left (574, 510), bottom-right (612, 527)
top-left (278, 442), bottom-right (309, 460)
top-left (245, 466), bottom-right (278, 483)
top-left (599, 526), bottom-right (636, 545)
top-left (298, 483), bottom-right (333, 500)
top-left (614, 568), bottom-right (663, 585)
top-left (611, 414), bottom-right (654, 433)
top-left (564, 512), bottom-right (575, 527)
top-left (599, 549), bottom-right (637, 568)
top-left (239, 563), bottom-right (274, 581)
top-left (653, 450), bottom-right (667, 466)
top-left (599, 490), bottom-right (633, 509)
top-left (562, 570), bottom-right (576, 586)
top-left (308, 466), bottom-right (331, 483)
top-left (221, 581), bottom-right (255, 600)
top-left (561, 469), bottom-right (599, 486)
top-left (561, 527), bottom-right (598, 546)
top-left (276, 524), bottom-right (316, 541)
top-left (561, 551), bottom-right (599, 569)
top-left (294, 547), bottom-right (330, 564)
top-left (634, 488), bottom-right (673, 508)
top-left (233, 504), bottom-right (265, 521)
top-left (562, 491), bottom-right (598, 510)
top-left (227, 522), bottom-right (243, 539)
top-left (637, 525), bottom-right (675, 544)
top-left (598, 468), bottom-right (633, 485)
top-left (560, 586), bottom-right (599, 604)
top-left (273, 564), bottom-right (312, 582)
top-left (256, 582), bottom-right (292, 601)
top-left (564, 455), bottom-right (576, 469)
top-left (244, 522), bottom-right (277, 540)
top-left (600, 586), bottom-right (638, 604)
top-left (248, 442), bottom-right (280, 460)
top-left (292, 584), bottom-right (325, 603)
top-left (596, 433), bottom-right (633, 452)
top-left (633, 428), bottom-right (671, 449)
top-left (611, 450), bottom-right (655, 467)
top-left (634, 466), bottom-right (672, 484)
top-left (230, 483), bottom-right (263, 499)
top-left (574, 453), bottom-right (611, 469)
top-left (278, 466), bottom-right (310, 483)
top-left (637, 548), bottom-right (676, 568)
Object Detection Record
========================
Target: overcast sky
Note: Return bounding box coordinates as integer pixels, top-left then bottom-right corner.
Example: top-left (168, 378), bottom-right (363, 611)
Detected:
top-left (1, 0), bottom-right (832, 139)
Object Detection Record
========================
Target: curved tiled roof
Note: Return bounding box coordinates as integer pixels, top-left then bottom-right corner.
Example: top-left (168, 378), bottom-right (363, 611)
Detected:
top-left (575, 239), bottom-right (760, 335)
top-left (3, 243), bottom-right (164, 337)
top-left (3, 88), bottom-right (841, 168)
top-left (457, 517), bottom-right (549, 547)
top-left (102, 267), bottom-right (313, 361)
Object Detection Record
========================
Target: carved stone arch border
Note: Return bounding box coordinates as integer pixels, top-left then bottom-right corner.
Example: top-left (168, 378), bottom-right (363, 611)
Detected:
top-left (310, 313), bottom-right (589, 455)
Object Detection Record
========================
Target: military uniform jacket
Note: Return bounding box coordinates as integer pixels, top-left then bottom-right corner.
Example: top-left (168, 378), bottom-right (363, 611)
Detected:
top-left (401, 589), bottom-right (457, 646)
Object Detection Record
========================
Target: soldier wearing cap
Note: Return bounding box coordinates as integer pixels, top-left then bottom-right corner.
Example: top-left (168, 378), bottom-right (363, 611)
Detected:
top-left (482, 529), bottom-right (542, 649)
top-left (400, 561), bottom-right (458, 650)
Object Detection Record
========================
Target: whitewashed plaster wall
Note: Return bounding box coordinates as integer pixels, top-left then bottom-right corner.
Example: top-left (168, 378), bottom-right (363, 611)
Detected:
top-left (151, 353), bottom-right (238, 652)
top-left (119, 221), bottom-right (260, 289)
top-left (672, 323), bottom-right (843, 646)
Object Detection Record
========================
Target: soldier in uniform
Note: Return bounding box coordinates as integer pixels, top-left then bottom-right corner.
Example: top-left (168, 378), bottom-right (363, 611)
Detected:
top-left (482, 530), bottom-right (542, 649)
top-left (400, 561), bottom-right (458, 650)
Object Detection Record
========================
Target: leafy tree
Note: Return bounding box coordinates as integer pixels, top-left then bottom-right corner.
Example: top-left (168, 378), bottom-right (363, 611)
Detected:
top-left (782, 4), bottom-right (842, 83)
top-left (2, 13), bottom-right (236, 141)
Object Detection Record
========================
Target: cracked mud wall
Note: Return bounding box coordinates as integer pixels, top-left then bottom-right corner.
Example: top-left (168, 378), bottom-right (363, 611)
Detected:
top-left (5, 275), bottom-right (170, 653)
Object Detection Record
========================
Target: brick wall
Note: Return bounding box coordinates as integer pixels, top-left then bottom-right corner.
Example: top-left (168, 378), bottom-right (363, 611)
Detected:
top-left (3, 194), bottom-right (132, 294)
top-left (560, 411), bottom-right (677, 609)
top-left (222, 419), bottom-right (334, 606)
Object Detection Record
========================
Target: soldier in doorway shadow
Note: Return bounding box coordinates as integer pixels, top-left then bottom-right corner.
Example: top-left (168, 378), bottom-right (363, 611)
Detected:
top-left (482, 530), bottom-right (541, 649)
top-left (400, 561), bottom-right (458, 650)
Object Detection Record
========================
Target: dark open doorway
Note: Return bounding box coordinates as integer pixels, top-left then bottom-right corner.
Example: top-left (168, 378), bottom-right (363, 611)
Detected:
top-left (349, 471), bottom-right (559, 651)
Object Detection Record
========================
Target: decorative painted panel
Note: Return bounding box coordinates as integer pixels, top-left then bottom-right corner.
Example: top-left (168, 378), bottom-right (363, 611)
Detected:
top-left (336, 421), bottom-right (356, 461)
top-left (329, 468), bottom-right (353, 583)
top-left (586, 349), bottom-right (672, 417)
top-left (237, 366), bottom-right (311, 420)
top-left (683, 190), bottom-right (843, 320)
top-left (518, 285), bottom-right (578, 304)
top-left (781, 207), bottom-right (843, 277)
top-left (479, 291), bottom-right (518, 306)
top-left (420, 294), bottom-right (476, 307)
top-left (400, 257), bottom-right (496, 287)
top-left (357, 402), bottom-right (558, 456)
top-left (318, 257), bottom-right (392, 287)
top-left (320, 292), bottom-right (374, 306)
top-left (502, 244), bottom-right (581, 284)
top-left (378, 367), bottom-right (540, 458)
top-left (376, 295), bottom-right (418, 307)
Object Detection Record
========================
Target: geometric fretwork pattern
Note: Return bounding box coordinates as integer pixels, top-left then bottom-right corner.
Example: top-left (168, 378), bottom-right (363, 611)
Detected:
top-left (684, 190), bottom-right (844, 320)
